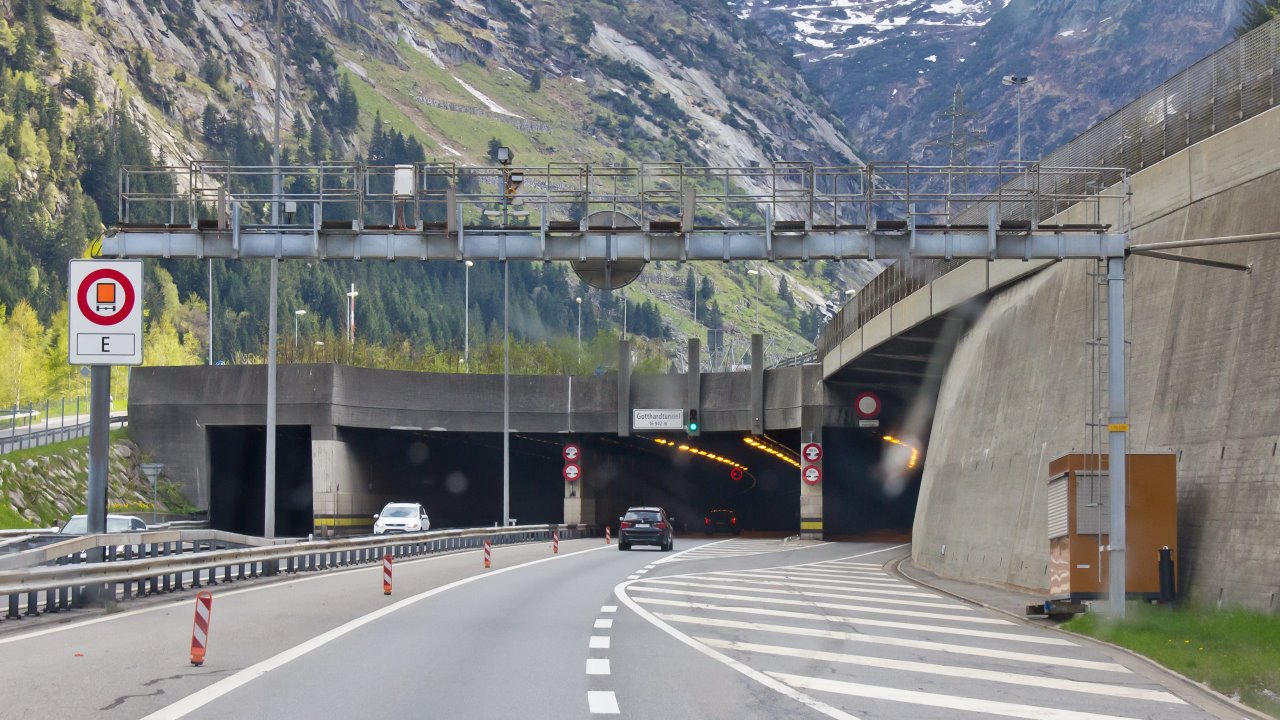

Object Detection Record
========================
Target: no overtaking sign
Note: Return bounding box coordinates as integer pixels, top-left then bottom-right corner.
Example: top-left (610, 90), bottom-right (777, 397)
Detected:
top-left (68, 260), bottom-right (144, 366)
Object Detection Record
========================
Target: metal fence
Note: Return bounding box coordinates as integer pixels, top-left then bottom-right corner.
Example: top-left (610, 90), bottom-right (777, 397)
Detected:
top-left (0, 524), bottom-right (581, 621)
top-left (0, 409), bottom-right (128, 455)
top-left (818, 18), bottom-right (1280, 359)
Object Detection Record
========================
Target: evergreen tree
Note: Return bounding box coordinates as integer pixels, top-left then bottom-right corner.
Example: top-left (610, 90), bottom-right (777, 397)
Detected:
top-left (336, 74), bottom-right (360, 130)
top-left (1237, 0), bottom-right (1279, 36)
top-left (529, 70), bottom-right (542, 92)
top-left (487, 137), bottom-right (503, 162)
top-left (698, 275), bottom-right (714, 303)
top-left (778, 276), bottom-right (794, 308)
top-left (684, 268), bottom-right (695, 301)
top-left (201, 103), bottom-right (224, 145)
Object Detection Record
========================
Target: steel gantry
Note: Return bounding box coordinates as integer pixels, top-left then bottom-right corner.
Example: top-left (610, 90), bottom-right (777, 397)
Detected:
top-left (104, 159), bottom-right (1136, 615)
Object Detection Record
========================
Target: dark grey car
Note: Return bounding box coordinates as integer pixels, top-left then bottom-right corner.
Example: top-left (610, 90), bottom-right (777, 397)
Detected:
top-left (619, 506), bottom-right (674, 551)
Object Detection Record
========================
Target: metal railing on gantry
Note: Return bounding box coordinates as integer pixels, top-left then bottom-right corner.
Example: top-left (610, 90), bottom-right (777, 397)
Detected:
top-left (106, 162), bottom-right (1126, 262)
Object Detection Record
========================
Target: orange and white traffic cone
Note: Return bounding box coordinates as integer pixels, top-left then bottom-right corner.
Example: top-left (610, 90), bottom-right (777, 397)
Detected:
top-left (189, 591), bottom-right (213, 667)
top-left (382, 553), bottom-right (393, 595)
top-left (552, 530), bottom-right (559, 554)
top-left (483, 538), bottom-right (492, 569)
top-left (605, 526), bottom-right (611, 545)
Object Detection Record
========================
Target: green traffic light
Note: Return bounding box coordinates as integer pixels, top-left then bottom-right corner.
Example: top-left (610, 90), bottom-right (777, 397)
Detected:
top-left (688, 422), bottom-right (699, 431)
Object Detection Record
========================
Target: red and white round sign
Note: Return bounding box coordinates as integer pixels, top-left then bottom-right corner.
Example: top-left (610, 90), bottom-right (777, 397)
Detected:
top-left (730, 467), bottom-right (744, 482)
top-left (562, 444), bottom-right (580, 462)
top-left (801, 443), bottom-right (822, 463)
top-left (854, 391), bottom-right (881, 419)
top-left (802, 465), bottom-right (822, 485)
top-left (563, 463), bottom-right (581, 482)
top-left (77, 268), bottom-right (137, 326)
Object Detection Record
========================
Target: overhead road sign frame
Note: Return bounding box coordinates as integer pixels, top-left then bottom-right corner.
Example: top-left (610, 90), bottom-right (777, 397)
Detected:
top-left (68, 260), bottom-right (144, 366)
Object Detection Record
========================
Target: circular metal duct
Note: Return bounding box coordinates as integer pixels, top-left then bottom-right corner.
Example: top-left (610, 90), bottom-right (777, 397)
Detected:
top-left (570, 211), bottom-right (647, 290)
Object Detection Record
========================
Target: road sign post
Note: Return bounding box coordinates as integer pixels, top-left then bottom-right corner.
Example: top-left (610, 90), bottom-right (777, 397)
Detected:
top-left (68, 260), bottom-right (143, 549)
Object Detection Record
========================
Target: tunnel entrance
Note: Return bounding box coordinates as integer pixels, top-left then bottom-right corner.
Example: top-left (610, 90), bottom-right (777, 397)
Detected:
top-left (208, 425), bottom-right (313, 536)
top-left (821, 426), bottom-right (920, 539)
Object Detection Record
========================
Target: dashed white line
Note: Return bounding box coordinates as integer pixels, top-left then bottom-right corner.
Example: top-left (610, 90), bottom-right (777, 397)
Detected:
top-left (643, 564), bottom-right (656, 569)
top-left (586, 658), bottom-right (612, 675)
top-left (589, 635), bottom-right (611, 649)
top-left (593, 618), bottom-right (614, 629)
top-left (587, 690), bottom-right (620, 714)
top-left (600, 605), bottom-right (617, 613)
top-left (626, 574), bottom-right (641, 580)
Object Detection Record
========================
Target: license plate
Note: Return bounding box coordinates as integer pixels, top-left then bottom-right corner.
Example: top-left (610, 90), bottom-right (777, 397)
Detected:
top-left (636, 523), bottom-right (650, 528)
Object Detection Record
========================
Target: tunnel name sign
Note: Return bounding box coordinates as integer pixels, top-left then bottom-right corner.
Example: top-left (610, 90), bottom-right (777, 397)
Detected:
top-left (68, 260), bottom-right (144, 366)
top-left (632, 409), bottom-right (684, 430)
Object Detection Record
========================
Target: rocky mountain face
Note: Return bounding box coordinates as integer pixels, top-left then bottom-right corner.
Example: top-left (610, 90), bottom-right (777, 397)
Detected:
top-left (11, 0), bottom-right (884, 366)
top-left (738, 0), bottom-right (1249, 162)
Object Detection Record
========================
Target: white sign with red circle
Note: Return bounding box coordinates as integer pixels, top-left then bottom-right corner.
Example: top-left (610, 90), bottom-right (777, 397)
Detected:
top-left (802, 465), bottom-right (822, 485)
top-left (730, 467), bottom-right (744, 482)
top-left (563, 463), bottom-right (581, 482)
top-left (854, 391), bottom-right (881, 419)
top-left (801, 443), bottom-right (823, 463)
top-left (68, 260), bottom-right (144, 366)
top-left (562, 444), bottom-right (581, 462)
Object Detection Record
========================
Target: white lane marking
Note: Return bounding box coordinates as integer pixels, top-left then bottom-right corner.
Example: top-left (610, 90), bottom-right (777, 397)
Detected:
top-left (643, 565), bottom-right (656, 569)
top-left (654, 540), bottom-right (835, 564)
top-left (600, 605), bottom-right (617, 613)
top-left (593, 618), bottom-right (614, 629)
top-left (653, 538), bottom-right (736, 564)
top-left (589, 636), bottom-right (611, 649)
top-left (635, 569), bottom-right (649, 574)
top-left (136, 545), bottom-right (611, 720)
top-left (633, 578), bottom-right (970, 610)
top-left (730, 569), bottom-right (908, 588)
top-left (626, 575), bottom-right (641, 580)
top-left (704, 573), bottom-right (939, 598)
top-left (654, 614), bottom-right (1127, 671)
top-left (769, 672), bottom-right (1147, 720)
top-left (587, 690), bottom-right (620, 714)
top-left (700, 638), bottom-right (1186, 704)
top-left (586, 658), bottom-right (612, 675)
top-left (0, 543), bottom-right (521, 647)
top-left (818, 561), bottom-right (883, 568)
top-left (628, 587), bottom-right (1009, 624)
top-left (773, 567), bottom-right (907, 580)
top-left (631, 598), bottom-right (1074, 645)
top-left (616, 581), bottom-right (862, 720)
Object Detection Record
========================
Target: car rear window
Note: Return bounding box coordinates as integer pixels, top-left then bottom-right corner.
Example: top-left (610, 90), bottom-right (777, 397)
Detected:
top-left (709, 510), bottom-right (733, 519)
top-left (624, 510), bottom-right (662, 522)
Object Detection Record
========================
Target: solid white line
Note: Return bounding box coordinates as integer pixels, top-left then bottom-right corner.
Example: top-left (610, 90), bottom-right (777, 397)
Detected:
top-left (627, 587), bottom-right (1008, 624)
top-left (616, 581), bottom-right (862, 720)
top-left (593, 618), bottom-right (614, 629)
top-left (631, 598), bottom-right (1074, 645)
top-left (770, 567), bottom-right (907, 580)
top-left (653, 614), bottom-right (1127, 671)
top-left (632, 578), bottom-right (969, 610)
top-left (699, 638), bottom-right (1186, 704)
top-left (587, 690), bottom-right (620, 714)
top-left (586, 658), bottom-right (611, 675)
top-left (589, 636), bottom-right (611, 649)
top-left (733, 569), bottom-right (908, 588)
top-left (135, 545), bottom-right (611, 720)
top-left (704, 573), bottom-right (939, 598)
top-left (600, 605), bottom-right (617, 613)
top-left (0, 543), bottom-right (524, 647)
top-left (769, 672), bottom-right (1147, 720)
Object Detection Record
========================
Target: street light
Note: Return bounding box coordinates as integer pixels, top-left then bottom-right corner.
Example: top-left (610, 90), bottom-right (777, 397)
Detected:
top-left (294, 309), bottom-right (306, 350)
top-left (346, 285), bottom-right (358, 345)
top-left (747, 267), bottom-right (760, 333)
top-left (575, 296), bottom-right (583, 359)
top-left (464, 260), bottom-right (473, 371)
top-left (1002, 75), bottom-right (1033, 162)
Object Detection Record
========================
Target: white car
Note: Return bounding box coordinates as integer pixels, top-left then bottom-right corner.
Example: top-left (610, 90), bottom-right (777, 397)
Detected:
top-left (373, 503), bottom-right (430, 535)
top-left (58, 514), bottom-right (148, 534)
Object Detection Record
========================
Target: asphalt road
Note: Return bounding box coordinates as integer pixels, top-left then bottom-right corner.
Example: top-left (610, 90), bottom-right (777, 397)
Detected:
top-left (0, 537), bottom-right (1236, 719)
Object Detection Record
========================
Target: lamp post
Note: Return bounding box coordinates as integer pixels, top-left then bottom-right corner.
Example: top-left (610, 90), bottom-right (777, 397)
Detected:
top-left (314, 340), bottom-right (324, 363)
top-left (575, 296), bottom-right (583, 359)
top-left (294, 309), bottom-right (306, 350)
top-left (622, 291), bottom-right (627, 340)
top-left (346, 285), bottom-right (358, 345)
top-left (1002, 75), bottom-right (1033, 162)
top-left (264, 0), bottom-right (285, 539)
top-left (464, 260), bottom-right (473, 371)
top-left (747, 267), bottom-right (760, 333)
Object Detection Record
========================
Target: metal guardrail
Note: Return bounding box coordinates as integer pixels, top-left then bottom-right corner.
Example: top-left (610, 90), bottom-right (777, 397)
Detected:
top-left (0, 524), bottom-right (579, 621)
top-left (816, 18), bottom-right (1280, 361)
top-left (769, 350), bottom-right (817, 368)
top-left (0, 415), bottom-right (128, 455)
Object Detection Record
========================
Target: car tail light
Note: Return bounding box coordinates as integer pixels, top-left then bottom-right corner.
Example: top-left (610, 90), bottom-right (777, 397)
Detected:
top-left (620, 521), bottom-right (632, 529)
top-left (731, 517), bottom-right (737, 525)
top-left (655, 522), bottom-right (667, 529)
top-left (705, 517), bottom-right (710, 525)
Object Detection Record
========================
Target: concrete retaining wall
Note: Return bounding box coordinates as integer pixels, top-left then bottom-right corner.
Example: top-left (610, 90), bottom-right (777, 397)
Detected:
top-left (913, 105), bottom-right (1280, 611)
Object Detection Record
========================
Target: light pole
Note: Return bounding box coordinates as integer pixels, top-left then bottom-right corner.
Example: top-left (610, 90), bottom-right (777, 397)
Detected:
top-left (747, 267), bottom-right (760, 333)
top-left (464, 260), bottom-right (473, 371)
top-left (1002, 75), bottom-right (1033, 162)
top-left (294, 309), bottom-right (306, 350)
top-left (314, 340), bottom-right (324, 363)
top-left (264, 0), bottom-right (284, 539)
top-left (575, 296), bottom-right (583, 359)
top-left (503, 261), bottom-right (510, 526)
top-left (346, 284), bottom-right (358, 345)
top-left (621, 291), bottom-right (627, 340)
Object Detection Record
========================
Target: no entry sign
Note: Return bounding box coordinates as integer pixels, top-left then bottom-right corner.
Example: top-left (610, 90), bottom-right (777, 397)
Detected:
top-left (802, 465), bottom-right (822, 485)
top-left (68, 260), bottom-right (144, 365)
top-left (563, 463), bottom-right (581, 482)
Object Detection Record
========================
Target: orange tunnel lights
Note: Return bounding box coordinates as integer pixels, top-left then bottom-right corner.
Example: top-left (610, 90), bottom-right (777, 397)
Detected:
top-left (649, 437), bottom-right (748, 471)
top-left (882, 435), bottom-right (921, 470)
top-left (741, 436), bottom-right (802, 469)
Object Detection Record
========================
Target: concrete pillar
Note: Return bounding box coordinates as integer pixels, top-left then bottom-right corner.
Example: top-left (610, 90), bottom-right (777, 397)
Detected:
top-left (563, 455), bottom-right (594, 527)
top-left (618, 339), bottom-right (631, 437)
top-left (799, 369), bottom-right (824, 540)
top-left (750, 333), bottom-right (764, 436)
top-left (687, 338), bottom-right (701, 435)
top-left (310, 425), bottom-right (370, 536)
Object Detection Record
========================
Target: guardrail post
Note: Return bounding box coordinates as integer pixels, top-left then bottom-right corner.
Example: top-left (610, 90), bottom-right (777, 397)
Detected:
top-left (25, 590), bottom-right (38, 616)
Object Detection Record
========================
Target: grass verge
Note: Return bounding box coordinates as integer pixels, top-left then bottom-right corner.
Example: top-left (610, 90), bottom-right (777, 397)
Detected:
top-left (1065, 603), bottom-right (1280, 717)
